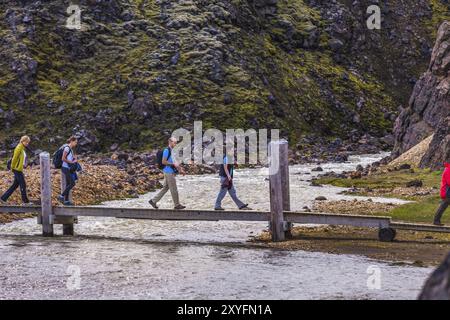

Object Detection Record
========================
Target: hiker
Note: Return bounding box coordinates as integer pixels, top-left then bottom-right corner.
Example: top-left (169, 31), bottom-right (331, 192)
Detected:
top-left (0, 136), bottom-right (32, 205)
top-left (214, 151), bottom-right (251, 211)
top-left (149, 137), bottom-right (186, 210)
top-left (57, 136), bottom-right (78, 206)
top-left (433, 161), bottom-right (450, 226)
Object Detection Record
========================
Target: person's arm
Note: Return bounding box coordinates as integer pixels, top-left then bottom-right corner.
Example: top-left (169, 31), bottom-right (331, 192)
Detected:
top-left (224, 165), bottom-right (232, 180)
top-left (223, 157), bottom-right (232, 180)
top-left (162, 149), bottom-right (171, 166)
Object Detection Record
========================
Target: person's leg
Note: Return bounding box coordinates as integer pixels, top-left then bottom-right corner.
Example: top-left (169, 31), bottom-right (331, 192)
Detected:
top-left (1, 172), bottom-right (20, 202)
top-left (214, 177), bottom-right (228, 209)
top-left (61, 168), bottom-right (75, 201)
top-left (16, 171), bottom-right (30, 203)
top-left (152, 174), bottom-right (170, 204)
top-left (166, 174), bottom-right (180, 207)
top-left (227, 183), bottom-right (246, 209)
top-left (434, 199), bottom-right (450, 224)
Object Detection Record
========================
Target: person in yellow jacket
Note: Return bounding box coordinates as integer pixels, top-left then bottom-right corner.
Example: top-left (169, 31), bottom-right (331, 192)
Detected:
top-left (1, 136), bottom-right (32, 204)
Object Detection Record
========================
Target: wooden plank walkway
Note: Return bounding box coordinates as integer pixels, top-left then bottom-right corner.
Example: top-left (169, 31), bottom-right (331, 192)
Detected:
top-left (52, 206), bottom-right (391, 229)
top-left (1, 147), bottom-right (449, 243)
top-left (2, 204), bottom-right (450, 240)
top-left (390, 222), bottom-right (450, 233)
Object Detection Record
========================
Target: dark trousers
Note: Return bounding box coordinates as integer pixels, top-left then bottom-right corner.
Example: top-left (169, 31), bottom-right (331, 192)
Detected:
top-left (61, 167), bottom-right (76, 201)
top-left (1, 170), bottom-right (29, 203)
top-left (434, 198), bottom-right (450, 223)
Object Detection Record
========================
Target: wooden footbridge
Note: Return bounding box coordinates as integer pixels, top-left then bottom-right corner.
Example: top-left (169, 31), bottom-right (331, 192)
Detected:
top-left (1, 141), bottom-right (450, 242)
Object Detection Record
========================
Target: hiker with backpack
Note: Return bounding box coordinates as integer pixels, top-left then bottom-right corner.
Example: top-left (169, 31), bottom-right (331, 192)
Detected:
top-left (149, 137), bottom-right (186, 210)
top-left (0, 136), bottom-right (33, 205)
top-left (54, 136), bottom-right (78, 206)
top-left (433, 161), bottom-right (450, 226)
top-left (214, 150), bottom-right (251, 211)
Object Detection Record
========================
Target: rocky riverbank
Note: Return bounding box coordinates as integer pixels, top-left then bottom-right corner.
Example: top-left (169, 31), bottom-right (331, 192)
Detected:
top-left (255, 225), bottom-right (450, 267)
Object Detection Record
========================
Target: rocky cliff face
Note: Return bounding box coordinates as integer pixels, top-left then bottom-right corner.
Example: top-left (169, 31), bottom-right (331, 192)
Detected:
top-left (393, 21), bottom-right (450, 169)
top-left (0, 0), bottom-right (449, 153)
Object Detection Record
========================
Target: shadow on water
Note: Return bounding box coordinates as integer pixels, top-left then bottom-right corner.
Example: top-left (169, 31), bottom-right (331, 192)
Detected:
top-left (0, 233), bottom-right (281, 252)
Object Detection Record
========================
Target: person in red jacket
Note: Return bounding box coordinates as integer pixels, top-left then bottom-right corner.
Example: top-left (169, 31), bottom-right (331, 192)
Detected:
top-left (434, 161), bottom-right (450, 226)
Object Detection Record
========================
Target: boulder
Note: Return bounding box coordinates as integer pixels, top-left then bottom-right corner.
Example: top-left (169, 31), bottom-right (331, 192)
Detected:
top-left (419, 252), bottom-right (450, 300)
top-left (406, 179), bottom-right (423, 188)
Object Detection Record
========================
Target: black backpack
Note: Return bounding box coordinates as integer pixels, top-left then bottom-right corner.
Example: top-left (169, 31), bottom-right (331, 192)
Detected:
top-left (52, 145), bottom-right (71, 169)
top-left (6, 158), bottom-right (12, 171)
top-left (156, 148), bottom-right (171, 170)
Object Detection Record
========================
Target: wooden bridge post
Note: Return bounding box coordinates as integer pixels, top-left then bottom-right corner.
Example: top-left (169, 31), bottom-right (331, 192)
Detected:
top-left (61, 174), bottom-right (74, 236)
top-left (40, 152), bottom-right (53, 237)
top-left (279, 140), bottom-right (293, 239)
top-left (269, 140), bottom-right (286, 242)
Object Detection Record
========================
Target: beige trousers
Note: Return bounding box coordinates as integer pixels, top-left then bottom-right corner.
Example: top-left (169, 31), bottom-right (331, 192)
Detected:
top-left (152, 173), bottom-right (180, 206)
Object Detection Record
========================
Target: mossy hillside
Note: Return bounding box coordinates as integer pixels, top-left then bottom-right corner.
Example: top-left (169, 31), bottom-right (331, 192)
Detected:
top-left (0, 0), bottom-right (446, 153)
top-left (428, 0), bottom-right (450, 37)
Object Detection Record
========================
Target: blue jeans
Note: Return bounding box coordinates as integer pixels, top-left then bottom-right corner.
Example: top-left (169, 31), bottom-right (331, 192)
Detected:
top-left (61, 167), bottom-right (76, 201)
top-left (214, 177), bottom-right (245, 209)
top-left (1, 170), bottom-right (29, 203)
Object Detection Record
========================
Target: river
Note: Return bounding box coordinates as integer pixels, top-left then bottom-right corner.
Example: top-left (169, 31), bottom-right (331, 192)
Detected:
top-left (0, 153), bottom-right (431, 299)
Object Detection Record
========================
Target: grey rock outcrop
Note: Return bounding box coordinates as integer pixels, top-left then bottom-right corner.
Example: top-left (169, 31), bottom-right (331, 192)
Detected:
top-left (393, 21), bottom-right (450, 169)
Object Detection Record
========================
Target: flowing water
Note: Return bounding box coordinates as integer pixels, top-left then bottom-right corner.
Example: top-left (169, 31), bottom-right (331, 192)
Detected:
top-left (0, 153), bottom-right (432, 299)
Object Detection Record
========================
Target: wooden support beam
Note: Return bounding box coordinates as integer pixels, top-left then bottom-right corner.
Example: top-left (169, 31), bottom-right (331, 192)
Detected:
top-left (40, 152), bottom-right (53, 237)
top-left (53, 206), bottom-right (391, 228)
top-left (0, 205), bottom-right (41, 214)
top-left (279, 140), bottom-right (293, 238)
top-left (60, 170), bottom-right (75, 236)
top-left (269, 140), bottom-right (286, 242)
top-left (283, 211), bottom-right (391, 229)
top-left (391, 222), bottom-right (450, 233)
top-left (54, 207), bottom-right (271, 221)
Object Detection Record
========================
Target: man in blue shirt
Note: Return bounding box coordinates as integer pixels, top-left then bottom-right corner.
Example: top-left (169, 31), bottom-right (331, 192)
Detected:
top-left (149, 137), bottom-right (186, 209)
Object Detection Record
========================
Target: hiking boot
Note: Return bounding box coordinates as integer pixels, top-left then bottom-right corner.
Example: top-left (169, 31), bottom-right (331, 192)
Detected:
top-left (433, 221), bottom-right (444, 226)
top-left (0, 198), bottom-right (7, 204)
top-left (214, 207), bottom-right (225, 211)
top-left (63, 201), bottom-right (74, 206)
top-left (148, 199), bottom-right (158, 209)
top-left (57, 195), bottom-right (65, 204)
top-left (174, 204), bottom-right (186, 210)
top-left (239, 204), bottom-right (252, 210)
